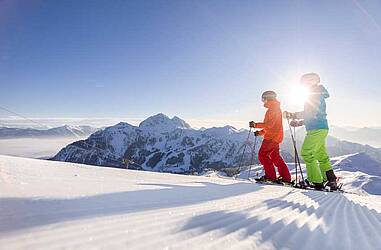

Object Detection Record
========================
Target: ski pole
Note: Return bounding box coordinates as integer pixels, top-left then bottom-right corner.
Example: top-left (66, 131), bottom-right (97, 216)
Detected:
top-left (237, 127), bottom-right (252, 174)
top-left (290, 120), bottom-right (304, 182)
top-left (293, 126), bottom-right (298, 185)
top-left (293, 125), bottom-right (305, 182)
top-left (286, 118), bottom-right (297, 183)
top-left (286, 118), bottom-right (305, 185)
top-left (247, 134), bottom-right (258, 180)
top-left (292, 125), bottom-right (298, 184)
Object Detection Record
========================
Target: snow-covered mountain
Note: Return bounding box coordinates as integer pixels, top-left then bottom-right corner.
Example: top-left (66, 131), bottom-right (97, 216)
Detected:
top-left (52, 114), bottom-right (255, 173)
top-left (0, 125), bottom-right (98, 138)
top-left (52, 113), bottom-right (381, 175)
top-left (1, 154), bottom-right (381, 249)
top-left (139, 114), bottom-right (192, 132)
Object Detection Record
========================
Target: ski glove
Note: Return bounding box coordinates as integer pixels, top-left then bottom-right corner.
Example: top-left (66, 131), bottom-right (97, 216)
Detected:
top-left (283, 111), bottom-right (296, 119)
top-left (249, 121), bottom-right (256, 128)
top-left (254, 131), bottom-right (260, 136)
top-left (290, 120), bottom-right (304, 127)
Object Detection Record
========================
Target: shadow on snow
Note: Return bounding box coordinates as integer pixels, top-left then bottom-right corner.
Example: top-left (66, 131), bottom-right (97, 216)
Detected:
top-left (0, 181), bottom-right (261, 233)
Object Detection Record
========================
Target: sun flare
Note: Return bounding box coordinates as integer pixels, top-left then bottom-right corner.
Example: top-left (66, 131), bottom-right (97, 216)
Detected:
top-left (288, 84), bottom-right (310, 106)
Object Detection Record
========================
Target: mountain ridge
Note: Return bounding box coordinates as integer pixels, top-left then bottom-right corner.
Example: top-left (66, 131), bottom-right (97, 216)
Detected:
top-left (0, 125), bottom-right (98, 139)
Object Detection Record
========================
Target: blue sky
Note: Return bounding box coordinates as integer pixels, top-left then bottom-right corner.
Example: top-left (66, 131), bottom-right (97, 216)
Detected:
top-left (1, 0), bottom-right (381, 128)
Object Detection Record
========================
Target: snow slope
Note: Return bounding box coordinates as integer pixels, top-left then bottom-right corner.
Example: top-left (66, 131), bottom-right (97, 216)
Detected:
top-left (331, 153), bottom-right (381, 195)
top-left (1, 155), bottom-right (381, 249)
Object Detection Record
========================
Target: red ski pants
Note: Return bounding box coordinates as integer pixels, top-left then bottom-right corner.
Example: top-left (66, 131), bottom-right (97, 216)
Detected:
top-left (258, 139), bottom-right (291, 182)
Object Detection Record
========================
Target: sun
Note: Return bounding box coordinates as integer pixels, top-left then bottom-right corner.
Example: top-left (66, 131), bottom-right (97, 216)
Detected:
top-left (287, 84), bottom-right (310, 106)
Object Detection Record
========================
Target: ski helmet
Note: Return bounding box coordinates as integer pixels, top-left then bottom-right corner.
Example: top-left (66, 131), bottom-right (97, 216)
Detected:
top-left (261, 90), bottom-right (277, 102)
top-left (300, 72), bottom-right (320, 86)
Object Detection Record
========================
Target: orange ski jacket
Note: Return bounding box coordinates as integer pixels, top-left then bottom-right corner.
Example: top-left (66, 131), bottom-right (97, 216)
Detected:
top-left (255, 100), bottom-right (284, 144)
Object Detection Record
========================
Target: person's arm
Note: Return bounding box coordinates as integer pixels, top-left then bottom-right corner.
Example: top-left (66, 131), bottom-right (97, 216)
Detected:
top-left (249, 120), bottom-right (266, 129)
top-left (305, 85), bottom-right (330, 118)
top-left (283, 111), bottom-right (304, 119)
top-left (249, 121), bottom-right (267, 129)
top-left (255, 122), bottom-right (265, 129)
top-left (255, 111), bottom-right (278, 131)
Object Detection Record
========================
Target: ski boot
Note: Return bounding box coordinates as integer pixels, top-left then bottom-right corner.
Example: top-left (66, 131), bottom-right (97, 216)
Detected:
top-left (276, 176), bottom-right (292, 185)
top-left (292, 179), bottom-right (306, 189)
top-left (254, 176), bottom-right (275, 183)
top-left (325, 169), bottom-right (338, 191)
top-left (305, 179), bottom-right (324, 190)
top-left (254, 176), bottom-right (268, 182)
top-left (312, 182), bottom-right (325, 191)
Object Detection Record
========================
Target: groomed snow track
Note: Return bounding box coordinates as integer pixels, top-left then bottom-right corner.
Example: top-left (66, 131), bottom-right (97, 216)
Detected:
top-left (1, 155), bottom-right (381, 249)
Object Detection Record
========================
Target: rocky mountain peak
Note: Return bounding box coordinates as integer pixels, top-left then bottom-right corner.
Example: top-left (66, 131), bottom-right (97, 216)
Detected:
top-left (139, 113), bottom-right (191, 132)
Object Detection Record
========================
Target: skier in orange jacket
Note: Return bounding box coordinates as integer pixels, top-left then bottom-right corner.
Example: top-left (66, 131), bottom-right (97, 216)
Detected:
top-left (249, 91), bottom-right (291, 182)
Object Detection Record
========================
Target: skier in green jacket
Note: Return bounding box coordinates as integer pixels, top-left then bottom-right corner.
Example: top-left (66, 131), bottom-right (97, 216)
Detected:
top-left (284, 73), bottom-right (338, 190)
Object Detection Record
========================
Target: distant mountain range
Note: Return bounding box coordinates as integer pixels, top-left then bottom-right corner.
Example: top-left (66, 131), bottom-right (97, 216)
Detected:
top-left (0, 125), bottom-right (98, 139)
top-left (51, 113), bottom-right (381, 174)
top-left (329, 126), bottom-right (381, 148)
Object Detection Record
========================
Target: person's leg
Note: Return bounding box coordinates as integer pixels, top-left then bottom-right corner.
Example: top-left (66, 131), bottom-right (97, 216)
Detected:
top-left (258, 140), bottom-right (276, 181)
top-left (301, 130), bottom-right (323, 184)
top-left (314, 129), bottom-right (332, 182)
top-left (269, 142), bottom-right (291, 182)
top-left (313, 129), bottom-right (337, 189)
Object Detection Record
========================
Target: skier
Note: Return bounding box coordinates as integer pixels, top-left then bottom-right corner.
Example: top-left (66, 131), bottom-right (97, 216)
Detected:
top-left (284, 72), bottom-right (338, 190)
top-left (249, 91), bottom-right (292, 183)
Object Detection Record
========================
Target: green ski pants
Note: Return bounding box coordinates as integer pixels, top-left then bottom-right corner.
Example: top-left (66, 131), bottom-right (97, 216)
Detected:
top-left (301, 129), bottom-right (332, 183)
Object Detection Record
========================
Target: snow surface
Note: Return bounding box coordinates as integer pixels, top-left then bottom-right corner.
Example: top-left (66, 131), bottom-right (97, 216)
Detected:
top-left (1, 155), bottom-right (381, 249)
top-left (331, 153), bottom-right (381, 195)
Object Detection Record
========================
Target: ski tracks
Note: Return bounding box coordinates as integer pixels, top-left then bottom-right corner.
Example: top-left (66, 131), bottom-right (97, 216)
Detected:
top-left (1, 156), bottom-right (381, 249)
top-left (2, 187), bottom-right (381, 250)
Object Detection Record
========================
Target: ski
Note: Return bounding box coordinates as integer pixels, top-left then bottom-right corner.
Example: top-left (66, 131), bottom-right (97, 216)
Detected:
top-left (252, 178), bottom-right (349, 194)
top-left (252, 178), bottom-right (294, 187)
